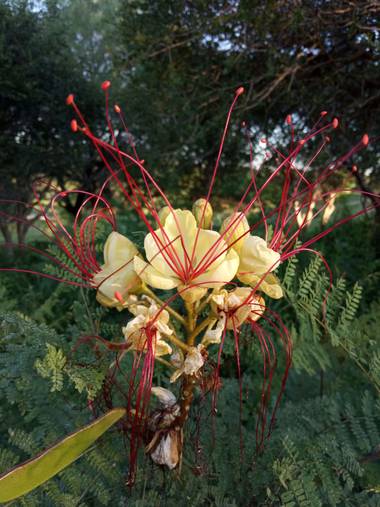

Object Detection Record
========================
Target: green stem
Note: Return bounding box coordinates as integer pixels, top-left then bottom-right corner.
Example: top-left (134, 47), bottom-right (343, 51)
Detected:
top-left (155, 356), bottom-right (176, 369)
top-left (187, 316), bottom-right (216, 346)
top-left (185, 301), bottom-right (197, 344)
top-left (167, 333), bottom-right (191, 353)
top-left (143, 286), bottom-right (187, 327)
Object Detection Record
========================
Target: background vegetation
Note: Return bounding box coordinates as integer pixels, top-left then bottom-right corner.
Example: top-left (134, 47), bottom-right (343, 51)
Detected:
top-left (0, 0), bottom-right (379, 505)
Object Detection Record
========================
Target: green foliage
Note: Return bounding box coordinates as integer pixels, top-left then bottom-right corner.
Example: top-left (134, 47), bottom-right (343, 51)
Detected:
top-left (35, 342), bottom-right (107, 400)
top-left (35, 343), bottom-right (66, 392)
top-left (0, 243), bottom-right (379, 505)
top-left (283, 255), bottom-right (371, 387)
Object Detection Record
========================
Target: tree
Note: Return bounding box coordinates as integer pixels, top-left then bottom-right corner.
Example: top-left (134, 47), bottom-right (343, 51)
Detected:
top-left (0, 0), bottom-right (115, 243)
top-left (116, 0), bottom-right (379, 200)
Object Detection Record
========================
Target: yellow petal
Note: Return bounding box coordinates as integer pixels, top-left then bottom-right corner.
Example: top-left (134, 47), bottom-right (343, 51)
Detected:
top-left (93, 261), bottom-right (141, 307)
top-left (104, 231), bottom-right (138, 265)
top-left (238, 235), bottom-right (281, 277)
top-left (193, 229), bottom-right (227, 269)
top-left (202, 316), bottom-right (225, 347)
top-left (144, 229), bottom-right (179, 278)
top-left (195, 248), bottom-right (239, 289)
top-left (164, 209), bottom-right (197, 247)
top-left (155, 339), bottom-right (173, 357)
top-left (134, 256), bottom-right (179, 290)
top-left (240, 273), bottom-right (283, 299)
top-left (249, 296), bottom-right (266, 321)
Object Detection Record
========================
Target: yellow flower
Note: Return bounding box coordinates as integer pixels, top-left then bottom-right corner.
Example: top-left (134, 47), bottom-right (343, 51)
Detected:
top-left (237, 236), bottom-right (283, 299)
top-left (170, 345), bottom-right (205, 383)
top-left (134, 209), bottom-right (239, 302)
top-left (122, 299), bottom-right (172, 357)
top-left (93, 231), bottom-right (141, 308)
top-left (202, 287), bottom-right (265, 347)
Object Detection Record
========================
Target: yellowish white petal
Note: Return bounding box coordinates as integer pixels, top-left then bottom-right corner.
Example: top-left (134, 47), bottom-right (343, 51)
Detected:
top-left (195, 248), bottom-right (239, 288)
top-left (134, 256), bottom-right (180, 290)
top-left (104, 231), bottom-right (139, 265)
top-left (238, 235), bottom-right (280, 277)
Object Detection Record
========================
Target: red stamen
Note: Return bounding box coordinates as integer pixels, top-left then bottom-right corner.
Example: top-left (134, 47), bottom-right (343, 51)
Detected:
top-left (236, 86), bottom-right (245, 96)
top-left (332, 118), bottom-right (339, 129)
top-left (362, 134), bottom-right (369, 146)
top-left (114, 291), bottom-right (124, 304)
top-left (101, 80), bottom-right (111, 90)
top-left (70, 119), bottom-right (78, 132)
top-left (66, 94), bottom-right (74, 105)
top-left (114, 104), bottom-right (121, 113)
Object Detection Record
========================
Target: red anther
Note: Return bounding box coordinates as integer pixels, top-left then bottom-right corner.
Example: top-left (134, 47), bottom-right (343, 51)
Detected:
top-left (241, 121), bottom-right (246, 128)
top-left (140, 159), bottom-right (145, 164)
top-left (114, 104), bottom-right (121, 113)
top-left (236, 86), bottom-right (245, 96)
top-left (70, 119), bottom-right (78, 132)
top-left (299, 139), bottom-right (306, 146)
top-left (332, 118), bottom-right (339, 129)
top-left (362, 134), bottom-right (369, 146)
top-left (320, 111), bottom-right (328, 117)
top-left (101, 80), bottom-right (111, 91)
top-left (66, 94), bottom-right (74, 106)
top-left (61, 191), bottom-right (68, 197)
top-left (325, 136), bottom-right (331, 143)
top-left (114, 291), bottom-right (124, 304)
top-left (286, 114), bottom-right (292, 125)
top-left (352, 165), bottom-right (358, 173)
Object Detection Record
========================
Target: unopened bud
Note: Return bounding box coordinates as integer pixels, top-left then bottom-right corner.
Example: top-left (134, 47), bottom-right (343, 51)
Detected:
top-left (192, 199), bottom-right (213, 229)
top-left (220, 212), bottom-right (249, 254)
top-left (158, 206), bottom-right (171, 225)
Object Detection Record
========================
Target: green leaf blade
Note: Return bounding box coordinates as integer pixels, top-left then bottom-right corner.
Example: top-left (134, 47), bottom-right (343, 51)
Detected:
top-left (0, 408), bottom-right (125, 502)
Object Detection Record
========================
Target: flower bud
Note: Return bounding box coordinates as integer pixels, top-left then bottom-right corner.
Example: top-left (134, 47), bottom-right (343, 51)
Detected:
top-left (192, 199), bottom-right (213, 229)
top-left (158, 206), bottom-right (171, 225)
top-left (220, 212), bottom-right (249, 254)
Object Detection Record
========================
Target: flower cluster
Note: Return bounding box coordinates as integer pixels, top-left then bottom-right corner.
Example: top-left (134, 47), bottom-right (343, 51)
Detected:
top-left (1, 81), bottom-right (373, 482)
